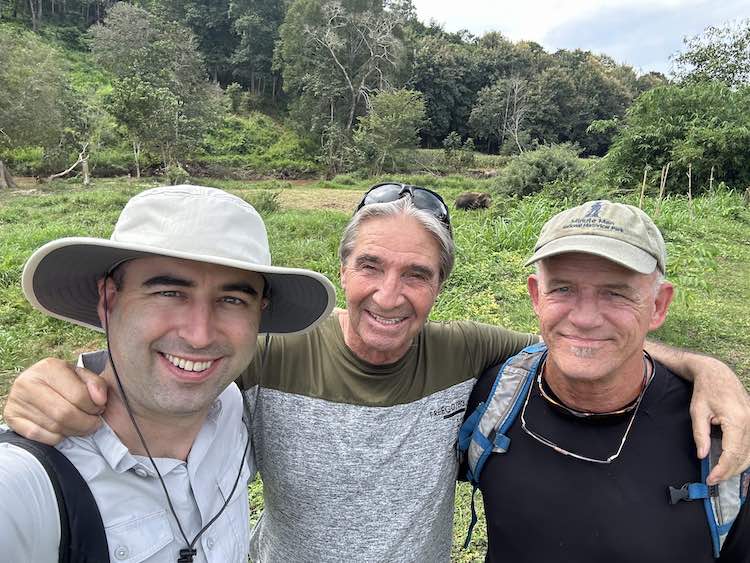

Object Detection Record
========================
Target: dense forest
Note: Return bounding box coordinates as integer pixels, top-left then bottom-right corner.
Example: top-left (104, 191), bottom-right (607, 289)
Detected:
top-left (1, 0), bottom-right (749, 196)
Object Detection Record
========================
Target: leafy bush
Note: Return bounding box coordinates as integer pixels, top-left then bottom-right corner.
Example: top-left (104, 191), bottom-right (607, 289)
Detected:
top-left (353, 89), bottom-right (427, 175)
top-left (199, 114), bottom-right (318, 177)
top-left (248, 190), bottom-right (281, 215)
top-left (165, 164), bottom-right (190, 185)
top-left (492, 144), bottom-right (587, 196)
top-left (0, 147), bottom-right (44, 176)
top-left (443, 132), bottom-right (476, 171)
top-left (605, 83), bottom-right (750, 194)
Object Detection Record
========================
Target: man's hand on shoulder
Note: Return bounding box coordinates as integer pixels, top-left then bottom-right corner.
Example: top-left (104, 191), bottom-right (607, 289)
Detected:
top-left (644, 341), bottom-right (750, 484)
top-left (689, 356), bottom-right (750, 485)
top-left (3, 358), bottom-right (107, 445)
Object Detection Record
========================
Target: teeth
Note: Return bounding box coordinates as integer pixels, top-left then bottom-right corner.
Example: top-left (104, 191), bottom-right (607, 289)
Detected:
top-left (371, 312), bottom-right (404, 325)
top-left (164, 353), bottom-right (213, 372)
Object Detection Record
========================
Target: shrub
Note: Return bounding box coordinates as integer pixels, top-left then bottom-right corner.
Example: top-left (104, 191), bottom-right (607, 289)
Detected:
top-left (605, 83), bottom-right (750, 194)
top-left (0, 146), bottom-right (44, 176)
top-left (165, 164), bottom-right (190, 185)
top-left (198, 114), bottom-right (318, 177)
top-left (443, 132), bottom-right (476, 171)
top-left (492, 144), bottom-right (586, 197)
top-left (248, 190), bottom-right (281, 215)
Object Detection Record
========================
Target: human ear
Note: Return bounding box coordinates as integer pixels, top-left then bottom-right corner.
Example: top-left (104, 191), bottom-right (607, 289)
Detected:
top-left (528, 274), bottom-right (541, 316)
top-left (95, 277), bottom-right (119, 329)
top-left (649, 281), bottom-right (674, 330)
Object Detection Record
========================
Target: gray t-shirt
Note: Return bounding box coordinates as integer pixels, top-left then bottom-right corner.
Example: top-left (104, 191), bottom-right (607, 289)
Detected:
top-left (243, 313), bottom-right (536, 562)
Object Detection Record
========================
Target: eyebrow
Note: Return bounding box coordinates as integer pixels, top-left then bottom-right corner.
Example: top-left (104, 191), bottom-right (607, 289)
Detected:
top-left (355, 254), bottom-right (382, 267)
top-left (143, 276), bottom-right (260, 295)
top-left (355, 254), bottom-right (436, 279)
top-left (547, 278), bottom-right (636, 292)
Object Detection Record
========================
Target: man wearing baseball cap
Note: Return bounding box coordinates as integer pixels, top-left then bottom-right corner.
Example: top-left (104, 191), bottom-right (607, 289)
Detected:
top-left (0, 185), bottom-right (335, 562)
top-left (460, 200), bottom-right (749, 562)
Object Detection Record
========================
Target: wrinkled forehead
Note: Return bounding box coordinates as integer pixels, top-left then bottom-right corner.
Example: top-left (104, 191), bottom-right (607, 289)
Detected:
top-left (349, 217), bottom-right (440, 273)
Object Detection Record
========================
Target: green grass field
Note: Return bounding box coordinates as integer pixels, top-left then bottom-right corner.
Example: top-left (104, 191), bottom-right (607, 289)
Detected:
top-left (1, 177), bottom-right (749, 561)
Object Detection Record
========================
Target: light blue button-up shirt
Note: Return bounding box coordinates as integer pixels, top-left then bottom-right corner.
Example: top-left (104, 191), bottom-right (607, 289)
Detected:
top-left (0, 357), bottom-right (255, 562)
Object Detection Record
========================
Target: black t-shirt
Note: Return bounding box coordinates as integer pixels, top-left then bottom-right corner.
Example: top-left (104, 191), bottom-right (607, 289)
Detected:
top-left (464, 360), bottom-right (750, 563)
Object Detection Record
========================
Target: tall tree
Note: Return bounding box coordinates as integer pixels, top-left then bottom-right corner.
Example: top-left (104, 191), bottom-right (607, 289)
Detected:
top-left (230, 0), bottom-right (288, 97)
top-left (157, 0), bottom-right (238, 84)
top-left (353, 88), bottom-right (426, 174)
top-left (410, 33), bottom-right (479, 145)
top-left (0, 27), bottom-right (71, 186)
top-left (276, 0), bottom-right (403, 138)
top-left (606, 82), bottom-right (750, 193)
top-left (469, 77), bottom-right (531, 154)
top-left (673, 19), bottom-right (750, 88)
top-left (89, 2), bottom-right (223, 170)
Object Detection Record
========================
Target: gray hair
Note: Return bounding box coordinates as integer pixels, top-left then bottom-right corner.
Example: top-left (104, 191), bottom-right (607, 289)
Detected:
top-left (339, 197), bottom-right (455, 285)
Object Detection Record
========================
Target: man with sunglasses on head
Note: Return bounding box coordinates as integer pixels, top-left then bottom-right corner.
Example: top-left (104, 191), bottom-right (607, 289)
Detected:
top-left (460, 201), bottom-right (750, 561)
top-left (5, 183), bottom-right (750, 562)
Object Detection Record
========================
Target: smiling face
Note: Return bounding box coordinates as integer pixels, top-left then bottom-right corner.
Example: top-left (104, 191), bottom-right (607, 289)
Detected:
top-left (97, 255), bottom-right (265, 421)
top-left (528, 253), bottom-right (673, 396)
top-left (339, 214), bottom-right (442, 365)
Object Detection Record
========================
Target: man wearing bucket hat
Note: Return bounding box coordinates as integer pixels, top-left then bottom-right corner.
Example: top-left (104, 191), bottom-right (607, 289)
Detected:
top-left (459, 200), bottom-right (750, 562)
top-left (5, 185), bottom-right (750, 561)
top-left (0, 185), bottom-right (335, 562)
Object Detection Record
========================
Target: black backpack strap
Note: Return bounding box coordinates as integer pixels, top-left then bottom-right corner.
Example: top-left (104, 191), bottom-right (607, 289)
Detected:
top-left (0, 431), bottom-right (109, 563)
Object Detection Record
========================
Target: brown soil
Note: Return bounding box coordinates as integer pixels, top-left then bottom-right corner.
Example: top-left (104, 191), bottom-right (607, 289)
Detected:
top-left (278, 188), bottom-right (362, 213)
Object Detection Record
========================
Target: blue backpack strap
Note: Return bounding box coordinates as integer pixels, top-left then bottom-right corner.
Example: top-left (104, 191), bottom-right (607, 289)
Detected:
top-left (460, 342), bottom-right (547, 483)
top-left (0, 431), bottom-right (109, 562)
top-left (667, 431), bottom-right (749, 558)
top-left (458, 342), bottom-right (547, 548)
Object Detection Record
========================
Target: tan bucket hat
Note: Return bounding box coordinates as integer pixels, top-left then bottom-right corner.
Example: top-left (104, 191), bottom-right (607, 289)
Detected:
top-left (23, 185), bottom-right (336, 334)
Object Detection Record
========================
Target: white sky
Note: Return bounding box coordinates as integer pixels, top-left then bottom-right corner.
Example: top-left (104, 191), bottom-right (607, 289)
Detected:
top-left (411, 0), bottom-right (749, 75)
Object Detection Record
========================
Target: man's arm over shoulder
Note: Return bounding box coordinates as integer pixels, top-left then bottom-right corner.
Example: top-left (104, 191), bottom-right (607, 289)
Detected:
top-left (443, 321), bottom-right (538, 377)
top-left (0, 443), bottom-right (60, 561)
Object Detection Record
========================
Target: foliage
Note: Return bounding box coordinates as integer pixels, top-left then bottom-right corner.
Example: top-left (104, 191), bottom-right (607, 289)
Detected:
top-left (276, 0), bottom-right (404, 138)
top-left (410, 34), bottom-right (483, 146)
top-left (469, 77), bottom-right (533, 154)
top-left (247, 189), bottom-right (282, 215)
top-left (492, 144), bottom-right (587, 197)
top-left (442, 133), bottom-right (476, 170)
top-left (0, 25), bottom-right (73, 151)
top-left (198, 114), bottom-right (318, 177)
top-left (673, 19), bottom-right (750, 88)
top-left (353, 89), bottom-right (427, 175)
top-left (230, 0), bottom-right (287, 97)
top-left (226, 82), bottom-right (244, 113)
top-left (604, 82), bottom-right (750, 193)
top-left (89, 3), bottom-right (224, 169)
top-left (165, 164), bottom-right (190, 185)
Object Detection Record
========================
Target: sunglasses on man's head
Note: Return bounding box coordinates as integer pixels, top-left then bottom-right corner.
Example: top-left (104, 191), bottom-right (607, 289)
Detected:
top-left (356, 183), bottom-right (452, 235)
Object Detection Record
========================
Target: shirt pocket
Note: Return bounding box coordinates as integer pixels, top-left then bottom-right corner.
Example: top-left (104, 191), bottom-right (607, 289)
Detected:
top-left (106, 509), bottom-right (174, 562)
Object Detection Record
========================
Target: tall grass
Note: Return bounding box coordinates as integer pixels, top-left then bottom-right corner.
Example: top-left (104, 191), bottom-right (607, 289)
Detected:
top-left (1, 179), bottom-right (748, 562)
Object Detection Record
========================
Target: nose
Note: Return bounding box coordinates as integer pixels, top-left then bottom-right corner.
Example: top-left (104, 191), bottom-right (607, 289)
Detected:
top-left (371, 271), bottom-right (405, 310)
top-left (177, 300), bottom-right (217, 349)
top-left (566, 293), bottom-right (603, 330)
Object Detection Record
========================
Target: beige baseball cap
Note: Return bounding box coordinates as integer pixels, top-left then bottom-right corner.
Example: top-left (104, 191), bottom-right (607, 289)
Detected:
top-left (524, 200), bottom-right (666, 274)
